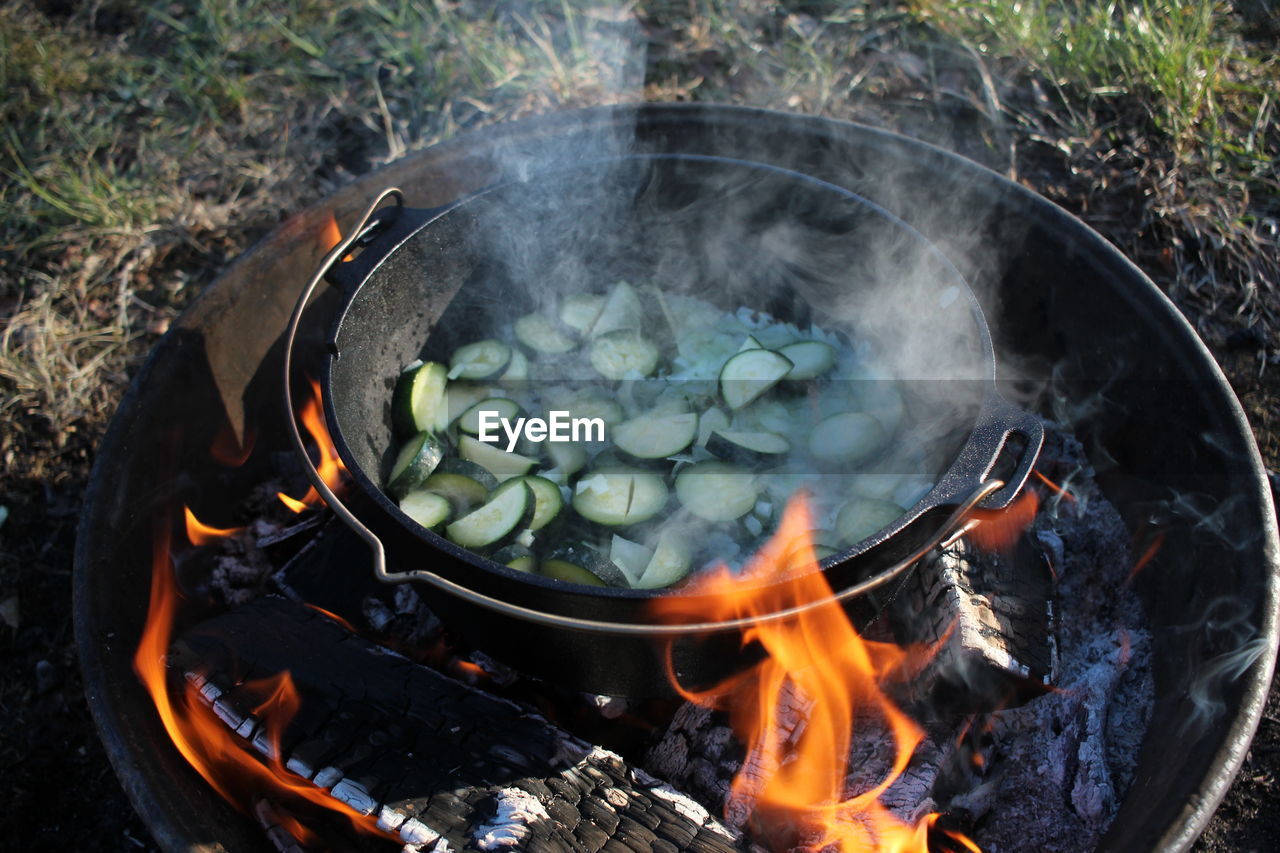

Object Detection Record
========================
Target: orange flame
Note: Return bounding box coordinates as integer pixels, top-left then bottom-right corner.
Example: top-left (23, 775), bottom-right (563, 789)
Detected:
top-left (651, 494), bottom-right (978, 852)
top-left (1032, 470), bottom-right (1075, 503)
top-left (278, 376), bottom-right (347, 513)
top-left (133, 513), bottom-right (394, 845)
top-left (184, 506), bottom-right (245, 546)
top-left (1126, 531), bottom-right (1165, 584)
top-left (965, 488), bottom-right (1040, 555)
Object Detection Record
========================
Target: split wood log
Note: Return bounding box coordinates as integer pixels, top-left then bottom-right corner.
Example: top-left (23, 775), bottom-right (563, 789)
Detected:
top-left (171, 597), bottom-right (741, 853)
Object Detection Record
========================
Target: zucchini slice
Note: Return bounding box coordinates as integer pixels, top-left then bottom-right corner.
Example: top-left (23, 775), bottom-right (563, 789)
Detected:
top-left (457, 397), bottom-right (522, 436)
top-left (392, 361), bottom-right (450, 436)
top-left (778, 340), bottom-right (837, 380)
top-left (719, 348), bottom-right (793, 410)
top-left (547, 544), bottom-right (629, 586)
top-left (613, 411), bottom-right (698, 459)
top-left (609, 534), bottom-right (654, 586)
top-left (634, 529), bottom-right (694, 589)
top-left (560, 293), bottom-right (606, 337)
top-left (540, 559), bottom-right (607, 587)
top-left (445, 383), bottom-right (495, 425)
top-left (590, 330), bottom-right (659, 379)
top-left (458, 434), bottom-right (537, 482)
top-left (499, 348), bottom-right (529, 383)
top-left (706, 430), bottom-right (790, 465)
top-left (398, 490), bottom-right (452, 531)
top-left (545, 441), bottom-right (587, 478)
top-left (737, 335), bottom-right (764, 353)
top-left (422, 471), bottom-right (490, 513)
top-left (572, 467), bottom-right (669, 526)
top-left (697, 406), bottom-right (730, 447)
top-left (511, 475), bottom-right (564, 531)
top-left (514, 313), bottom-right (577, 354)
top-left (493, 544), bottom-right (536, 573)
top-left (589, 281), bottom-right (643, 337)
top-left (445, 480), bottom-right (534, 549)
top-left (808, 412), bottom-right (888, 466)
top-left (835, 498), bottom-right (903, 545)
top-left (434, 457), bottom-right (499, 490)
top-left (675, 461), bottom-right (758, 522)
top-left (387, 431), bottom-right (447, 498)
top-left (448, 339), bottom-right (511, 380)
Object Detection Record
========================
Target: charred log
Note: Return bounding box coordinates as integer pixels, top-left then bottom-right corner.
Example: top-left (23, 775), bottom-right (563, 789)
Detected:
top-left (171, 597), bottom-right (741, 852)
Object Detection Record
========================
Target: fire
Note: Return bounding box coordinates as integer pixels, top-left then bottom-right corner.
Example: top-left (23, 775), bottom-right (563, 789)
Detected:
top-left (651, 495), bottom-right (979, 853)
top-left (184, 506), bottom-right (244, 546)
top-left (134, 510), bottom-right (393, 845)
top-left (964, 488), bottom-right (1040, 555)
top-left (278, 376), bottom-right (347, 513)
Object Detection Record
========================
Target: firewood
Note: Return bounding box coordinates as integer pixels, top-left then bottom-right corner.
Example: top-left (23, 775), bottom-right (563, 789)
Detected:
top-left (170, 597), bottom-right (741, 852)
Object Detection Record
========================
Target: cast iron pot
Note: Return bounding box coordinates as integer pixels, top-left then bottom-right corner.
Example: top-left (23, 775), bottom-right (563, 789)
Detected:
top-left (286, 152), bottom-right (1042, 697)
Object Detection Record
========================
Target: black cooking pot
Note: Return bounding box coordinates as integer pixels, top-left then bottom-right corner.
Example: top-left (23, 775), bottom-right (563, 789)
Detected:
top-left (286, 153), bottom-right (1042, 696)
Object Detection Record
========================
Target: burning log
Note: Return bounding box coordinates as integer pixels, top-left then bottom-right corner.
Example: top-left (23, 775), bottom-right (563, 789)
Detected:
top-left (170, 597), bottom-right (741, 852)
top-left (887, 533), bottom-right (1056, 715)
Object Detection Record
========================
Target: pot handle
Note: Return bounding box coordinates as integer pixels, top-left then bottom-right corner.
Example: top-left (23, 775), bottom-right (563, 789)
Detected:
top-left (282, 189), bottom-right (1015, 638)
top-left (933, 392), bottom-right (1044, 512)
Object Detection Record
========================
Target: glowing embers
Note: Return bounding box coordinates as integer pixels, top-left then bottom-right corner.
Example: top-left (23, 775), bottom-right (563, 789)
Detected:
top-left (650, 494), bottom-right (979, 853)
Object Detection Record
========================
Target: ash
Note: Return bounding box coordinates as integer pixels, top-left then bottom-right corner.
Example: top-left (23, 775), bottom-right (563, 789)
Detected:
top-left (898, 425), bottom-right (1154, 850)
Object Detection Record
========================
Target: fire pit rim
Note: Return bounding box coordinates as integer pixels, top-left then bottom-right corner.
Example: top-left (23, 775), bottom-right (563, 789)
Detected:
top-left (73, 103), bottom-right (1280, 853)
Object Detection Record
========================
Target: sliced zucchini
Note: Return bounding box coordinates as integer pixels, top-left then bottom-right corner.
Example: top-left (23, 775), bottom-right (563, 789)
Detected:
top-left (392, 361), bottom-right (450, 436)
top-left (542, 389), bottom-right (625, 427)
top-left (514, 313), bottom-right (577, 354)
top-left (499, 348), bottom-right (529, 383)
top-left (572, 467), bottom-right (669, 526)
top-left (636, 529), bottom-right (693, 589)
top-left (398, 490), bottom-right (452, 530)
top-left (737, 335), bottom-right (764, 353)
top-left (835, 498), bottom-right (904, 545)
top-left (778, 340), bottom-right (837, 380)
top-left (808, 412), bottom-right (888, 466)
top-left (560, 293), bottom-right (606, 337)
top-left (609, 534), bottom-right (654, 586)
top-left (697, 406), bottom-right (730, 447)
top-left (445, 480), bottom-right (534, 549)
top-left (458, 397), bottom-right (522, 436)
top-left (458, 434), bottom-right (537, 482)
top-left (589, 281), bottom-right (643, 337)
top-left (552, 544), bottom-right (630, 586)
top-left (589, 330), bottom-right (660, 380)
top-left (422, 471), bottom-right (490, 514)
top-left (706, 430), bottom-right (790, 465)
top-left (446, 383), bottom-right (495, 425)
top-left (511, 475), bottom-right (564, 531)
top-left (719, 348), bottom-right (793, 410)
top-left (540, 559), bottom-right (607, 587)
top-left (434, 457), bottom-right (500, 490)
top-left (545, 441), bottom-right (587, 478)
top-left (387, 431), bottom-right (447, 498)
top-left (675, 461), bottom-right (758, 522)
top-left (448, 339), bottom-right (511, 380)
top-left (613, 411), bottom-right (698, 459)
top-left (493, 544), bottom-right (536, 573)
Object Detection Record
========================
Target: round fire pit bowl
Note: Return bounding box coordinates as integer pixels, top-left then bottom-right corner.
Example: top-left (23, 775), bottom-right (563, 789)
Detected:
top-left (75, 104), bottom-right (1279, 852)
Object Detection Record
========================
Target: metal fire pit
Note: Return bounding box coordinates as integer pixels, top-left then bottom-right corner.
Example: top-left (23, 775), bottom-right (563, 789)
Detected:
top-left (75, 105), bottom-right (1279, 852)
